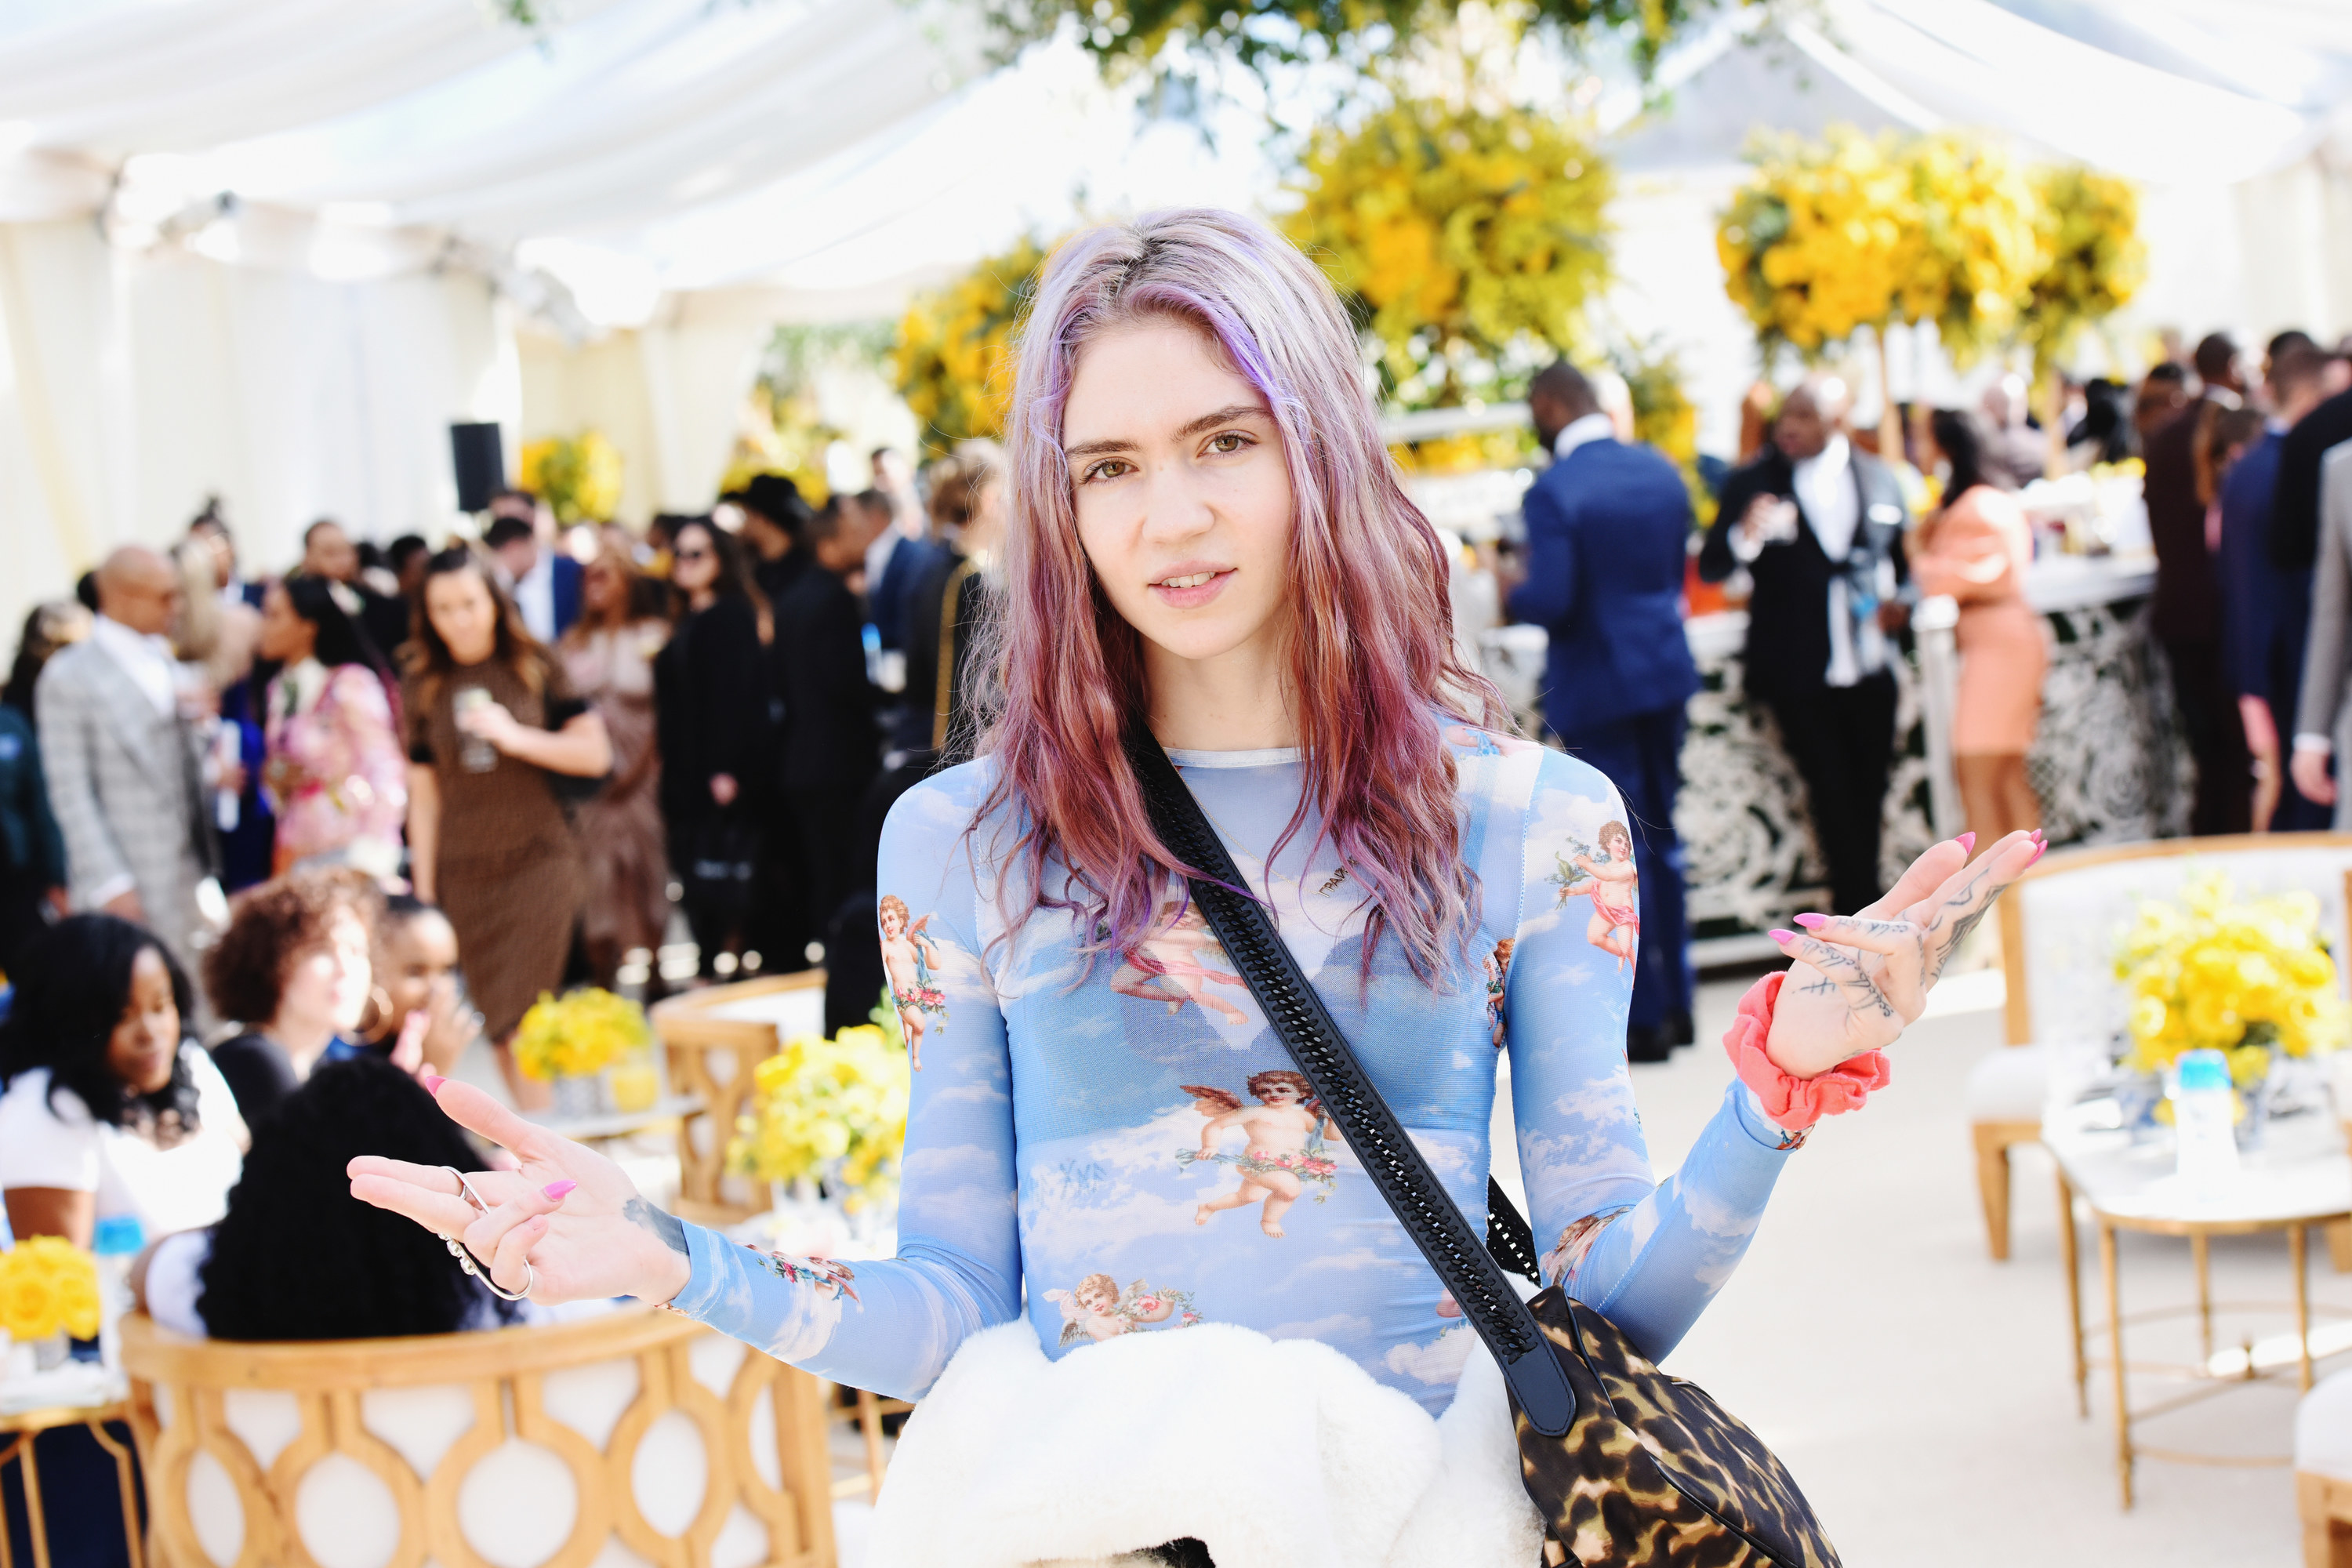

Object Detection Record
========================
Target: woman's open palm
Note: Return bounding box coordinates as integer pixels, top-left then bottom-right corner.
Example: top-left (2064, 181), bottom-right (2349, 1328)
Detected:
top-left (347, 1080), bottom-right (691, 1305)
top-left (1763, 828), bottom-right (2044, 1079)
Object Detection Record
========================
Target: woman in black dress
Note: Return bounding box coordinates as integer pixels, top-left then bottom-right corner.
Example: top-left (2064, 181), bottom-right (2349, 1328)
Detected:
top-left (653, 519), bottom-right (775, 978)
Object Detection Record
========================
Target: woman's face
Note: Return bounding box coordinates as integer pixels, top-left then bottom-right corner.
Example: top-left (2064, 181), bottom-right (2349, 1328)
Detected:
top-left (107, 946), bottom-right (181, 1096)
top-left (581, 557), bottom-right (628, 619)
top-left (256, 583), bottom-right (316, 664)
top-left (277, 907), bottom-right (375, 1036)
top-left (380, 910), bottom-right (459, 1027)
top-left (424, 569), bottom-right (499, 666)
top-left (1065, 320), bottom-right (1294, 671)
top-left (670, 525), bottom-right (719, 597)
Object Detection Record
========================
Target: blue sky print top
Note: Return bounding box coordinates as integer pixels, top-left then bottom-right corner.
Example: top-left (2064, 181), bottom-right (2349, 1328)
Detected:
top-left (666, 730), bottom-right (1803, 1410)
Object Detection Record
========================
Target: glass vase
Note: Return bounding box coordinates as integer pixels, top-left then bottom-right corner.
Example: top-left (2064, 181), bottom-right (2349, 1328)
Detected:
top-left (551, 1072), bottom-right (609, 1120)
top-left (32, 1330), bottom-right (69, 1372)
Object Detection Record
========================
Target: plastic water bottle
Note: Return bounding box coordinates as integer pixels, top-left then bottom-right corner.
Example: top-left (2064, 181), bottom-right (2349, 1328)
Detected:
top-left (2173, 1049), bottom-right (2241, 1190)
top-left (93, 1213), bottom-right (144, 1374)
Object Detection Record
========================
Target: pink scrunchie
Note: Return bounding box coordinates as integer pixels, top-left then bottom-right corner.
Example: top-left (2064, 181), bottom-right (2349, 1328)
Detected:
top-left (1722, 971), bottom-right (1891, 1136)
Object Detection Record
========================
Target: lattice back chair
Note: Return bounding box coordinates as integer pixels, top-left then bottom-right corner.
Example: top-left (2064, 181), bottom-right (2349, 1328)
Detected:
top-left (654, 973), bottom-right (829, 1226)
top-left (1968, 832), bottom-right (2352, 1260)
top-left (122, 1305), bottom-right (838, 1568)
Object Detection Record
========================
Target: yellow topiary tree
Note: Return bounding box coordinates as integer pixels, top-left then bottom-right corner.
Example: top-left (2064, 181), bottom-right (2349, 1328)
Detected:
top-left (1283, 97), bottom-right (1613, 408)
top-left (1716, 125), bottom-right (1912, 358)
top-left (1892, 131), bottom-right (2044, 368)
top-left (891, 237), bottom-right (1052, 456)
top-left (517, 430), bottom-right (623, 524)
top-left (2018, 165), bottom-right (2146, 377)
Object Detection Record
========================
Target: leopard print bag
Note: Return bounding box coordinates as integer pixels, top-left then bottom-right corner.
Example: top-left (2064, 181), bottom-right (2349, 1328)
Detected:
top-left (1130, 724), bottom-right (1843, 1568)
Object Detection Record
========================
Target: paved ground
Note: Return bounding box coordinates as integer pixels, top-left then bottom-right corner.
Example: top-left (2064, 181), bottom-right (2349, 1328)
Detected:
top-left (1602, 971), bottom-right (2323, 1566)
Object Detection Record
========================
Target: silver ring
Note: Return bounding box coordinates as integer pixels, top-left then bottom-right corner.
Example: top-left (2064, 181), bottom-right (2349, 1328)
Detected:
top-left (444, 1167), bottom-right (490, 1216)
top-left (438, 1231), bottom-right (532, 1301)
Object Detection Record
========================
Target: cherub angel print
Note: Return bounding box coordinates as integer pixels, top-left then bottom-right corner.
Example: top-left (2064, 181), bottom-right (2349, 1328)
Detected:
top-left (878, 894), bottom-right (948, 1069)
top-left (1177, 1071), bottom-right (1341, 1237)
top-left (1482, 937), bottom-right (1514, 1049)
top-left (1541, 1205), bottom-right (1632, 1290)
top-left (1548, 819), bottom-right (1640, 970)
top-left (1046, 1272), bottom-right (1203, 1345)
top-left (1109, 895), bottom-right (1250, 1024)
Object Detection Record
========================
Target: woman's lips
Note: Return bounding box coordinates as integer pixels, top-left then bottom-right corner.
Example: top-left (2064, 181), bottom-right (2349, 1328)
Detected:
top-left (1149, 568), bottom-right (1234, 610)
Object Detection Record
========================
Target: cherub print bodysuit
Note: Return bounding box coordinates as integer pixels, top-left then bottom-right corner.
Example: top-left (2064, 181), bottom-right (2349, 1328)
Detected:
top-left (666, 731), bottom-right (1804, 1413)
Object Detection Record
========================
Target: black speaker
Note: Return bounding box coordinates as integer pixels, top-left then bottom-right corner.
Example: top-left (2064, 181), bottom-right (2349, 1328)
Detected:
top-left (449, 423), bottom-right (506, 513)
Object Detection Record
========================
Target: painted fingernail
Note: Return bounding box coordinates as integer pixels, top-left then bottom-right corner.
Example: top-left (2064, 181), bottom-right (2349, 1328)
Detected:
top-left (422, 1073), bottom-right (446, 1093)
top-left (2029, 841), bottom-right (2048, 863)
top-left (543, 1180), bottom-right (577, 1202)
top-left (1792, 913), bottom-right (1828, 929)
top-left (1955, 833), bottom-right (1976, 851)
top-left (1769, 928), bottom-right (1798, 943)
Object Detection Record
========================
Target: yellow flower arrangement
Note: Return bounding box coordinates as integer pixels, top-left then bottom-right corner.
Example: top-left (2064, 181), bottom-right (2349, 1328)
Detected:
top-left (727, 1020), bottom-right (911, 1210)
top-left (517, 430), bottom-right (624, 524)
top-left (2114, 872), bottom-right (2349, 1080)
top-left (0, 1236), bottom-right (103, 1344)
top-left (1284, 98), bottom-right (1612, 408)
top-left (1893, 131), bottom-right (2043, 367)
top-left (891, 237), bottom-right (1052, 456)
top-left (1718, 125), bottom-right (1912, 356)
top-left (2018, 165), bottom-right (2146, 376)
top-left (512, 987), bottom-right (651, 1083)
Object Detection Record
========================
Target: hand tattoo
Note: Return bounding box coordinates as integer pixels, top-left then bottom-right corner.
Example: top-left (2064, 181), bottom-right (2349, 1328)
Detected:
top-left (624, 1197), bottom-right (688, 1259)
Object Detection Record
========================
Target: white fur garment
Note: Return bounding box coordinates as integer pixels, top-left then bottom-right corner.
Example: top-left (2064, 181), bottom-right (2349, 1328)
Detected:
top-left (863, 1320), bottom-right (1544, 1568)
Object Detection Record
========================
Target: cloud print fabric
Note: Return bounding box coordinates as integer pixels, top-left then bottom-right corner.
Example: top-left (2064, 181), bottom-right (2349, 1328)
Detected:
top-left (666, 732), bottom-right (1803, 1410)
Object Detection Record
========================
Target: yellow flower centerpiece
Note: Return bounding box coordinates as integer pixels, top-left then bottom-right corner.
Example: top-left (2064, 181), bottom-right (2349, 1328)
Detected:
top-left (728, 1011), bottom-right (911, 1237)
top-left (2114, 873), bottom-right (2349, 1133)
top-left (514, 987), bottom-right (654, 1117)
top-left (891, 237), bottom-right (1052, 456)
top-left (517, 430), bottom-right (624, 524)
top-left (1, 1236), bottom-right (103, 1366)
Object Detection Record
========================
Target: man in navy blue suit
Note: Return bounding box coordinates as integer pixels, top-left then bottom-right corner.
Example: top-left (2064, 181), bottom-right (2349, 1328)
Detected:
top-left (1506, 361), bottom-right (1700, 1059)
top-left (485, 510), bottom-right (582, 644)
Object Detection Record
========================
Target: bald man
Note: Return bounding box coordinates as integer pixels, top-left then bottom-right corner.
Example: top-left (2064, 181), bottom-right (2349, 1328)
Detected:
top-left (35, 546), bottom-right (222, 968)
top-left (1699, 376), bottom-right (1912, 914)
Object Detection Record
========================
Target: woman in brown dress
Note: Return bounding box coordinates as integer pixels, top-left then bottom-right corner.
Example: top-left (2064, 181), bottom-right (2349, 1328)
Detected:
top-left (401, 548), bottom-right (611, 1105)
top-left (558, 535), bottom-right (672, 993)
top-left (1912, 408), bottom-right (2048, 844)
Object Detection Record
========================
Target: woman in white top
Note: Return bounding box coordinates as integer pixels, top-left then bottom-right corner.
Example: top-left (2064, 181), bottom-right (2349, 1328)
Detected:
top-left (0, 914), bottom-right (245, 1251)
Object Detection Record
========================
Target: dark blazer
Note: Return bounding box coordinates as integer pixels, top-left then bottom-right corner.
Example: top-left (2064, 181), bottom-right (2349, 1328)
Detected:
top-left (2143, 395), bottom-right (2227, 642)
top-left (2220, 429), bottom-right (2311, 716)
top-left (1699, 444), bottom-right (1910, 701)
top-left (772, 564), bottom-right (881, 796)
top-left (869, 535), bottom-right (943, 652)
top-left (2272, 385), bottom-right (2352, 572)
top-left (0, 705), bottom-right (67, 892)
top-left (895, 550), bottom-right (990, 759)
top-left (1505, 437), bottom-right (1700, 736)
top-left (652, 597), bottom-right (774, 822)
top-left (550, 554), bottom-right (583, 641)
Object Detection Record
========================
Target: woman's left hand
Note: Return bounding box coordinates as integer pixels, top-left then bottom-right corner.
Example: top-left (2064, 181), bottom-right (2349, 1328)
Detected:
top-left (455, 699), bottom-right (525, 753)
top-left (1763, 828), bottom-right (2044, 1078)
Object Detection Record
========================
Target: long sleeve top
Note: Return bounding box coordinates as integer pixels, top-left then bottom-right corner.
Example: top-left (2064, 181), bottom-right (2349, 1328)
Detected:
top-left (667, 730), bottom-right (1799, 1410)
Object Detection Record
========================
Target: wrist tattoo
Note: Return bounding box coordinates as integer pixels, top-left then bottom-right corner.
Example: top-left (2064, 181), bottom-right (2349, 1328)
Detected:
top-left (624, 1197), bottom-right (688, 1258)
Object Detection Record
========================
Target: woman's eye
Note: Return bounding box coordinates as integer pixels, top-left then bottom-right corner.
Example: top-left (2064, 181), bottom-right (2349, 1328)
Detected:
top-left (1083, 459), bottom-right (1134, 483)
top-left (1207, 432), bottom-right (1250, 454)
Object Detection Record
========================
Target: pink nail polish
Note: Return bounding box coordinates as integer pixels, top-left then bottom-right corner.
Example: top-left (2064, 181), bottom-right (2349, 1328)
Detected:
top-left (1955, 832), bottom-right (1976, 852)
top-left (1769, 928), bottom-right (1798, 943)
top-left (2029, 840), bottom-right (2048, 863)
top-left (1792, 913), bottom-right (1827, 929)
top-left (422, 1073), bottom-right (446, 1093)
top-left (543, 1180), bottom-right (577, 1202)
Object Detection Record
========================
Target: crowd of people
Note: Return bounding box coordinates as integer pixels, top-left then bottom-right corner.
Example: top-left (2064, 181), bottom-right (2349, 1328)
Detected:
top-left (1494, 331), bottom-right (2352, 1061)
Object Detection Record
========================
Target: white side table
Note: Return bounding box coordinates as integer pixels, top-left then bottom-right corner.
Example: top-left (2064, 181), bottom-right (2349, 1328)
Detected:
top-left (2045, 1098), bottom-right (2352, 1507)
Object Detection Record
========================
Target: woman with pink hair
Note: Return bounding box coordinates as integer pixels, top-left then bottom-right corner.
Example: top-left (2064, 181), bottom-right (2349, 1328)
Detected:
top-left (354, 209), bottom-right (2038, 1562)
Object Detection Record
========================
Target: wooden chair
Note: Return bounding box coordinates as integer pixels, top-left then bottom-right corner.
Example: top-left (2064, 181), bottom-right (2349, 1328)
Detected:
top-left (122, 1305), bottom-right (839, 1568)
top-left (2301, 1366), bottom-right (2352, 1564)
top-left (1970, 832), bottom-right (2352, 1261)
top-left (654, 973), bottom-right (829, 1225)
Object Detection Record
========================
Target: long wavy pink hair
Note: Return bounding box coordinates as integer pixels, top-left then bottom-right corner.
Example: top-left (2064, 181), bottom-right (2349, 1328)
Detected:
top-left (971, 208), bottom-right (1512, 982)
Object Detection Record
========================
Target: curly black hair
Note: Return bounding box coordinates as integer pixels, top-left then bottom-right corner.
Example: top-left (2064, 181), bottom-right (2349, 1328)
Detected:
top-left (203, 869), bottom-right (381, 1028)
top-left (196, 1056), bottom-right (521, 1341)
top-left (0, 914), bottom-right (202, 1134)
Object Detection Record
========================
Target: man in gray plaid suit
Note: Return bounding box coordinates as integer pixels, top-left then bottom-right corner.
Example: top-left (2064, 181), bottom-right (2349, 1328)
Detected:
top-left (37, 546), bottom-right (224, 972)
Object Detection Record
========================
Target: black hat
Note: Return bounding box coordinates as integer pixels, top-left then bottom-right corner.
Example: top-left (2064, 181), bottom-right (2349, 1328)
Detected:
top-left (742, 473), bottom-right (811, 530)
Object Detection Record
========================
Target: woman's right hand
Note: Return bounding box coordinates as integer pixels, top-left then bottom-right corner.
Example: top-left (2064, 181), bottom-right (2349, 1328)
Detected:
top-left (348, 1079), bottom-right (692, 1306)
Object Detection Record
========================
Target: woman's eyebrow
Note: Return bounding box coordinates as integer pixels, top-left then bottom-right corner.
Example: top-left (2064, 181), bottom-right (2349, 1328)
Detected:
top-left (1064, 403), bottom-right (1272, 461)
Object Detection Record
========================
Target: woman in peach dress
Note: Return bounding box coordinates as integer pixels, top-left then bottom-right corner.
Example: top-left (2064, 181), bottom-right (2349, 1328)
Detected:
top-left (1912, 408), bottom-right (2048, 843)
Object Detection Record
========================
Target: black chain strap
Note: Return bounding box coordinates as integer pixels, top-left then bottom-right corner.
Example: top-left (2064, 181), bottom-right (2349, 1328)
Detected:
top-left (1122, 724), bottom-right (1577, 1438)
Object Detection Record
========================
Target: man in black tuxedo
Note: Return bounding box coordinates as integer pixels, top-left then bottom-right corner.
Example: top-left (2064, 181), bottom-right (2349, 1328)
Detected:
top-left (1700, 377), bottom-right (1911, 914)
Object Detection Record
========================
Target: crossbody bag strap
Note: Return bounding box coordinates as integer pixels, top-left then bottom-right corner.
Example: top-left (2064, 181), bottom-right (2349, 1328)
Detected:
top-left (1121, 724), bottom-right (1576, 1438)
